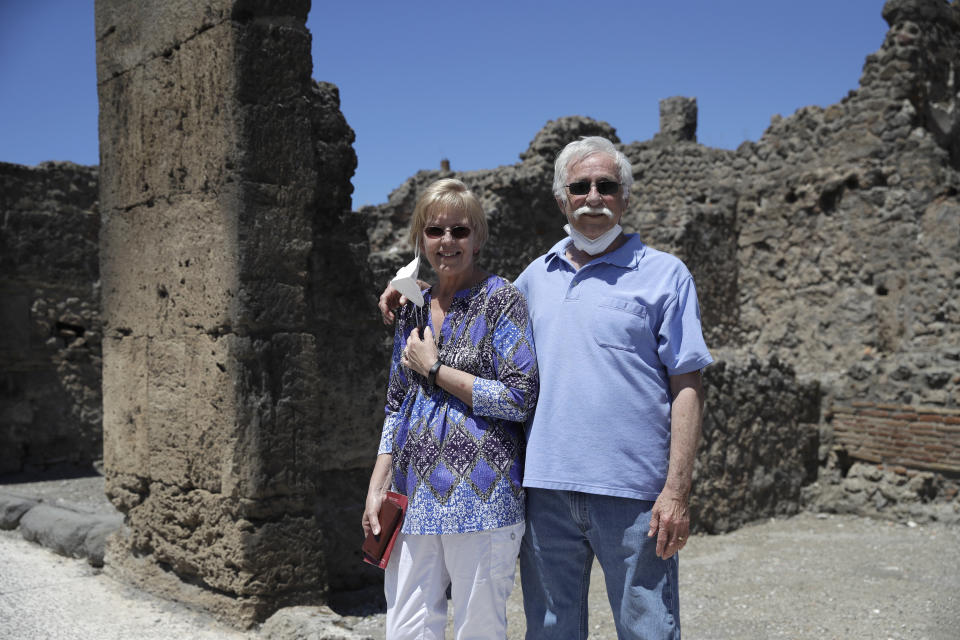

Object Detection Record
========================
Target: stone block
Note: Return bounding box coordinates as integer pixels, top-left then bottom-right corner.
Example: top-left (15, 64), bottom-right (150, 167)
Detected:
top-left (116, 482), bottom-right (325, 599)
top-left (100, 197), bottom-right (238, 337)
top-left (18, 503), bottom-right (123, 565)
top-left (224, 333), bottom-right (322, 500)
top-left (259, 606), bottom-right (374, 640)
top-left (95, 0), bottom-right (233, 81)
top-left (658, 96), bottom-right (698, 143)
top-left (102, 336), bottom-right (149, 480)
top-left (0, 493), bottom-right (39, 529)
top-left (97, 25), bottom-right (242, 210)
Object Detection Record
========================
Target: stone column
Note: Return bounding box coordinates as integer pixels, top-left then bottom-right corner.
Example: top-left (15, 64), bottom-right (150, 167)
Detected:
top-left (95, 0), bottom-right (381, 626)
top-left (657, 96), bottom-right (698, 143)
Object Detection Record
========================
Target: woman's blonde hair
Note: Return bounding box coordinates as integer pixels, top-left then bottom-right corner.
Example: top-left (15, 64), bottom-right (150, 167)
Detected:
top-left (409, 178), bottom-right (488, 251)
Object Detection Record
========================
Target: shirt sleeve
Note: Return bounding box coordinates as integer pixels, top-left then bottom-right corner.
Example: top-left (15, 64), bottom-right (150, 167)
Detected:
top-left (471, 286), bottom-right (539, 422)
top-left (379, 308), bottom-right (414, 454)
top-left (657, 275), bottom-right (714, 376)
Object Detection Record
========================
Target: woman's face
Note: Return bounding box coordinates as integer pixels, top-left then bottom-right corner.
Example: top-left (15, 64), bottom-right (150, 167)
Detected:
top-left (422, 207), bottom-right (478, 280)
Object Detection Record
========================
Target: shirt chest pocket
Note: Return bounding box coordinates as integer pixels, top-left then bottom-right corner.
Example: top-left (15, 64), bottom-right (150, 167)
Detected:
top-left (593, 297), bottom-right (649, 352)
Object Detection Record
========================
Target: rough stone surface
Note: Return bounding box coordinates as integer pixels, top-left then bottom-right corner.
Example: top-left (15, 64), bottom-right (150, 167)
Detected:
top-left (0, 493), bottom-right (39, 529)
top-left (805, 459), bottom-right (960, 525)
top-left (259, 606), bottom-right (373, 640)
top-left (95, 0), bottom-right (381, 626)
top-left (655, 96), bottom-right (698, 144)
top-left (17, 502), bottom-right (122, 567)
top-left (693, 358), bottom-right (821, 533)
top-left (0, 161), bottom-right (101, 474)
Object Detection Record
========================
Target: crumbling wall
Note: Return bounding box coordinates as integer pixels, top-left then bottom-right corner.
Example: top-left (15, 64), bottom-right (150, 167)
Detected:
top-left (694, 358), bottom-right (821, 533)
top-left (0, 162), bottom-right (101, 474)
top-left (361, 0), bottom-right (960, 525)
top-left (95, 0), bottom-right (382, 626)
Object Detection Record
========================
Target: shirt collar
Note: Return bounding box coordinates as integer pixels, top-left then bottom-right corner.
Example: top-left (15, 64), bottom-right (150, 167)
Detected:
top-left (544, 233), bottom-right (646, 271)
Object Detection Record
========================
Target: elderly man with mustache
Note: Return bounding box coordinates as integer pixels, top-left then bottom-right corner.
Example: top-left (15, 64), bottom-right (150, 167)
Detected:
top-left (514, 136), bottom-right (712, 640)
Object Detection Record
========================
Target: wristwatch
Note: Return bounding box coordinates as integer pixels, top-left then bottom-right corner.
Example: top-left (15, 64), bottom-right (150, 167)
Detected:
top-left (427, 360), bottom-right (442, 386)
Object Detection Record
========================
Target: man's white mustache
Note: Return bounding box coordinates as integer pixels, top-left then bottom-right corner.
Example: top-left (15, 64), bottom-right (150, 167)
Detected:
top-left (572, 206), bottom-right (615, 220)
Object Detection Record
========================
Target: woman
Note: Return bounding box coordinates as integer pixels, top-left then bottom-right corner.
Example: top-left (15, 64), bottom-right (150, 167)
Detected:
top-left (363, 178), bottom-right (538, 639)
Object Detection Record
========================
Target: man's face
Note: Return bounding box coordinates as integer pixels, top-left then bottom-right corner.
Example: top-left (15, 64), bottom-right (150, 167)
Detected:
top-left (557, 153), bottom-right (627, 239)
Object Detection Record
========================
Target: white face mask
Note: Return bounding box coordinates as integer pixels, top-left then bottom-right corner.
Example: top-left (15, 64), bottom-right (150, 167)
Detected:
top-left (564, 223), bottom-right (623, 255)
top-left (390, 245), bottom-right (425, 308)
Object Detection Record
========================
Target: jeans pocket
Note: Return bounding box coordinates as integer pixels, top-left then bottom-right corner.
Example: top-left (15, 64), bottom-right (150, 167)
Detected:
top-left (490, 522), bottom-right (524, 580)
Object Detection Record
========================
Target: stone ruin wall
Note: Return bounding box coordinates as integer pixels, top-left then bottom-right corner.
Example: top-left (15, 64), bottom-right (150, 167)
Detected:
top-left (361, 0), bottom-right (960, 529)
top-left (1, 0), bottom-right (957, 626)
top-left (0, 162), bottom-right (101, 473)
top-left (94, 0), bottom-right (382, 625)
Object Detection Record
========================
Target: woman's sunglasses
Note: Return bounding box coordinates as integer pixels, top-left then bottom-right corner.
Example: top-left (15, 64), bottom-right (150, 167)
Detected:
top-left (565, 180), bottom-right (621, 196)
top-left (424, 225), bottom-right (472, 239)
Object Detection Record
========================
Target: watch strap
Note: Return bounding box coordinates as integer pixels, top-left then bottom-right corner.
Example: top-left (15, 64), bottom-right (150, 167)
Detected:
top-left (427, 360), bottom-right (442, 386)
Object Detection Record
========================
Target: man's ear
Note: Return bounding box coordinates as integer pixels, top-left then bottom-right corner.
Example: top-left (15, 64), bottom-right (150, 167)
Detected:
top-left (555, 196), bottom-right (566, 213)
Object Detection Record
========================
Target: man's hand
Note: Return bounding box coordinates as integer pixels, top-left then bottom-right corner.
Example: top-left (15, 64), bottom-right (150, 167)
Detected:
top-left (647, 370), bottom-right (703, 559)
top-left (379, 279), bottom-right (430, 324)
top-left (647, 487), bottom-right (690, 559)
top-left (378, 284), bottom-right (406, 325)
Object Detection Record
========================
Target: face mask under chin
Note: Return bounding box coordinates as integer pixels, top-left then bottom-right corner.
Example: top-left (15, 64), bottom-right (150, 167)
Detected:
top-left (564, 223), bottom-right (623, 255)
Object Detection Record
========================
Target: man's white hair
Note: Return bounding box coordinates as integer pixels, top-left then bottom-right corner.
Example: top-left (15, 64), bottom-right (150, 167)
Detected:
top-left (552, 136), bottom-right (633, 206)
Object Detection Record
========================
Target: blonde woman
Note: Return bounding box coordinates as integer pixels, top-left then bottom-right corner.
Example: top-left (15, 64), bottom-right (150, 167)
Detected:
top-left (363, 178), bottom-right (538, 638)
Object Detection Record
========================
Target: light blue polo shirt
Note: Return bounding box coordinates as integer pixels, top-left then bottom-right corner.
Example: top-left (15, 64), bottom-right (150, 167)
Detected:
top-left (514, 234), bottom-right (713, 500)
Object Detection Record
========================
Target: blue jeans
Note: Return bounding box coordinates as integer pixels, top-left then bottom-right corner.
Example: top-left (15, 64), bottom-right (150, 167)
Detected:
top-left (520, 489), bottom-right (680, 639)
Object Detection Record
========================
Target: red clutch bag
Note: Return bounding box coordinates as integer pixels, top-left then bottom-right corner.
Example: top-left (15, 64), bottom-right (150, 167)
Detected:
top-left (362, 491), bottom-right (408, 569)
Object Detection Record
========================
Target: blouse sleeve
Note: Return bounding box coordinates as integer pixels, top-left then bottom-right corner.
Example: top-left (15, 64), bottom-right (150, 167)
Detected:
top-left (378, 307), bottom-right (414, 454)
top-left (471, 286), bottom-right (539, 422)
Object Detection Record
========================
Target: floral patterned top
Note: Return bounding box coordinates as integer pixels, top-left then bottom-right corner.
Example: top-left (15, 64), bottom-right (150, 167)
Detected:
top-left (378, 274), bottom-right (538, 534)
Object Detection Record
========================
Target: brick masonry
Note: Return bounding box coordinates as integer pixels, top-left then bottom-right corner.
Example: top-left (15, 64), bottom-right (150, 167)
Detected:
top-left (832, 402), bottom-right (960, 473)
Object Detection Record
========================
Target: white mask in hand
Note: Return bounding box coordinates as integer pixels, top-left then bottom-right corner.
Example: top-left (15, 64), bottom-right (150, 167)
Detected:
top-left (564, 223), bottom-right (623, 255)
top-left (390, 253), bottom-right (425, 308)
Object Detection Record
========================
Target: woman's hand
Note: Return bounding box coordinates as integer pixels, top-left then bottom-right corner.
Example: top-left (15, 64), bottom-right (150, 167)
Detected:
top-left (362, 491), bottom-right (384, 537)
top-left (363, 454), bottom-right (394, 536)
top-left (403, 325), bottom-right (439, 376)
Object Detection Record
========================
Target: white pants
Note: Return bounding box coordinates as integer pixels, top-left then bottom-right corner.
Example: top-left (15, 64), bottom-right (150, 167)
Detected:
top-left (384, 521), bottom-right (524, 640)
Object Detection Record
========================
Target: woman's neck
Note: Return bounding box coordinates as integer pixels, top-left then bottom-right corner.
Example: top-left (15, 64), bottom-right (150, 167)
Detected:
top-left (432, 266), bottom-right (485, 302)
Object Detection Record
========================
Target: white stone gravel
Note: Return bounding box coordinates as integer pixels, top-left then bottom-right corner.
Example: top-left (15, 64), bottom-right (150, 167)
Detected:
top-left (346, 512), bottom-right (960, 640)
top-left (2, 510), bottom-right (958, 639)
top-left (0, 529), bottom-right (247, 640)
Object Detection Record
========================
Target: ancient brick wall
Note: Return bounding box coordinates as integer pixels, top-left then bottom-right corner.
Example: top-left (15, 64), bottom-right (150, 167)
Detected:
top-left (0, 162), bottom-right (101, 473)
top-left (832, 403), bottom-right (960, 473)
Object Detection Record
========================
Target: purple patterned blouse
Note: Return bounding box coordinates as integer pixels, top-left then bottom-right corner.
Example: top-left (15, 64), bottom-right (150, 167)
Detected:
top-left (378, 274), bottom-right (539, 534)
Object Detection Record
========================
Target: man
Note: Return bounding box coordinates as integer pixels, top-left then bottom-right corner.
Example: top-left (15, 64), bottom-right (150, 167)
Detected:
top-left (380, 136), bottom-right (711, 639)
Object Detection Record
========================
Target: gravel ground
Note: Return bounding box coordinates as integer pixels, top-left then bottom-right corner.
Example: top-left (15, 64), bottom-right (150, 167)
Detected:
top-left (2, 474), bottom-right (958, 639)
top-left (0, 528), bottom-right (247, 640)
top-left (345, 512), bottom-right (960, 640)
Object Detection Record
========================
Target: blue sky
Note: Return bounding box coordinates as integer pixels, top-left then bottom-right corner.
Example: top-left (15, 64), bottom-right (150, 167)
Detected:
top-left (1, 1), bottom-right (889, 208)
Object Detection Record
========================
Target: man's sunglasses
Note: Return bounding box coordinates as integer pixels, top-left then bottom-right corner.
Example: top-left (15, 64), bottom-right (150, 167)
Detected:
top-left (566, 180), bottom-right (621, 196)
top-left (424, 225), bottom-right (472, 239)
